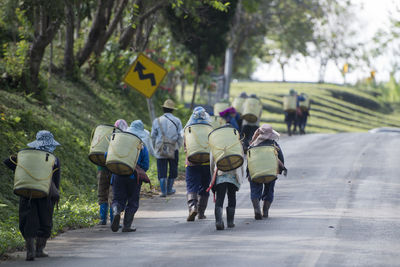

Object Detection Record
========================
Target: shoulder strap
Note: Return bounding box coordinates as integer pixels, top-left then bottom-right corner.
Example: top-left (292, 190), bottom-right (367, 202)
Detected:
top-left (157, 117), bottom-right (166, 138)
top-left (163, 114), bottom-right (179, 134)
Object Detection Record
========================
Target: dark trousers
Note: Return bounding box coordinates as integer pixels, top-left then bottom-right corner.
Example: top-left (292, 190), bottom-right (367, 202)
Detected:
top-left (215, 183), bottom-right (237, 209)
top-left (97, 168), bottom-right (112, 205)
top-left (241, 125), bottom-right (258, 151)
top-left (19, 197), bottom-right (54, 239)
top-left (250, 180), bottom-right (276, 203)
top-left (112, 175), bottom-right (142, 214)
top-left (185, 165), bottom-right (211, 196)
top-left (285, 111), bottom-right (297, 129)
top-left (157, 150), bottom-right (179, 179)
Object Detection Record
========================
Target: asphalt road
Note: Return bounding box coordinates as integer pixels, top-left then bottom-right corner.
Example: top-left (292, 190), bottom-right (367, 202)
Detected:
top-left (2, 131), bottom-right (400, 267)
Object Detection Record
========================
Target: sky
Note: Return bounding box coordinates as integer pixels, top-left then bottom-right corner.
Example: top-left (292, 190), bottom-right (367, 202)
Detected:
top-left (251, 0), bottom-right (398, 84)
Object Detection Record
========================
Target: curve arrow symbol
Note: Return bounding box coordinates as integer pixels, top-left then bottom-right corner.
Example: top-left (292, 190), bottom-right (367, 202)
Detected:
top-left (134, 61), bottom-right (156, 86)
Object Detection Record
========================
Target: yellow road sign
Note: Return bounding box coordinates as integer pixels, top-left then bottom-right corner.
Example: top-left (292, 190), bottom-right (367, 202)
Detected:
top-left (123, 53), bottom-right (168, 98)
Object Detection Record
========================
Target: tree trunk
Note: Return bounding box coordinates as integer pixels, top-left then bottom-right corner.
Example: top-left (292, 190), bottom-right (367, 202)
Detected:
top-left (23, 19), bottom-right (60, 96)
top-left (318, 58), bottom-right (328, 83)
top-left (280, 62), bottom-right (286, 82)
top-left (94, 0), bottom-right (128, 55)
top-left (64, 0), bottom-right (75, 78)
top-left (119, 0), bottom-right (167, 50)
top-left (76, 0), bottom-right (110, 67)
top-left (190, 70), bottom-right (200, 110)
top-left (180, 75), bottom-right (186, 102)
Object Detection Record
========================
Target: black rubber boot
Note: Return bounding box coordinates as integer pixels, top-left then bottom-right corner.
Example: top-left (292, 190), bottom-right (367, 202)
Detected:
top-left (263, 201), bottom-right (271, 218)
top-left (252, 199), bottom-right (262, 220)
top-left (122, 212), bottom-right (136, 232)
top-left (215, 206), bottom-right (224, 230)
top-left (111, 205), bottom-right (121, 232)
top-left (35, 237), bottom-right (49, 257)
top-left (197, 195), bottom-right (209, 219)
top-left (226, 207), bottom-right (235, 228)
top-left (186, 193), bottom-right (198, 222)
top-left (25, 238), bottom-right (35, 261)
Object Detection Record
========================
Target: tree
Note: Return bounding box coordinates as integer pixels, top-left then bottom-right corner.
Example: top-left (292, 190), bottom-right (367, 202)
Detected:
top-left (21, 0), bottom-right (63, 97)
top-left (164, 0), bottom-right (238, 109)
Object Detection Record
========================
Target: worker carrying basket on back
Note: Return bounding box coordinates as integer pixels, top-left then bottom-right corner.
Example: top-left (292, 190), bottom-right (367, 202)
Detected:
top-left (246, 124), bottom-right (287, 220)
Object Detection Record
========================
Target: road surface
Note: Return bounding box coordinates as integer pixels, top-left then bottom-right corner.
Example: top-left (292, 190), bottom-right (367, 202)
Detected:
top-left (2, 131), bottom-right (400, 267)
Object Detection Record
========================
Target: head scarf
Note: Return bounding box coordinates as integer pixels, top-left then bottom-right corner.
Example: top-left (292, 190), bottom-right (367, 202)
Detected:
top-left (114, 119), bottom-right (128, 131)
top-left (219, 107), bottom-right (236, 118)
top-left (27, 130), bottom-right (60, 153)
top-left (126, 120), bottom-right (147, 141)
top-left (289, 89), bottom-right (297, 96)
top-left (185, 106), bottom-right (210, 128)
top-left (239, 92), bottom-right (248, 98)
top-left (250, 124), bottom-right (280, 147)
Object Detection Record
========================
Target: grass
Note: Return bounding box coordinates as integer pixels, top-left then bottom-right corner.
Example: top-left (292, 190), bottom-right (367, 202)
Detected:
top-left (183, 81), bottom-right (400, 133)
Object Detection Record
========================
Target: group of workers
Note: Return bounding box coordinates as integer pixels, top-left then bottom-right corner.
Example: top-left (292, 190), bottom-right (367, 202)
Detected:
top-left (284, 89), bottom-right (311, 136)
top-left (3, 95), bottom-right (288, 261)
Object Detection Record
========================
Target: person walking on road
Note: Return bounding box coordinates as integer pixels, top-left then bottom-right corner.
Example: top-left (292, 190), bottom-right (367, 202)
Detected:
top-left (248, 124), bottom-right (286, 220)
top-left (241, 94), bottom-right (261, 152)
top-left (151, 99), bottom-right (183, 197)
top-left (219, 107), bottom-right (240, 131)
top-left (209, 154), bottom-right (245, 230)
top-left (97, 119), bottom-right (128, 225)
top-left (3, 130), bottom-right (61, 261)
top-left (183, 107), bottom-right (212, 221)
top-left (110, 121), bottom-right (150, 232)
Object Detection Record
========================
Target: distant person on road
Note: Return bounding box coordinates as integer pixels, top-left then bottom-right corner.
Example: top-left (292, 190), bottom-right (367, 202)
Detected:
top-left (219, 107), bottom-right (240, 131)
top-left (183, 107), bottom-right (212, 221)
top-left (247, 124), bottom-right (286, 220)
top-left (97, 119), bottom-right (128, 226)
top-left (241, 94), bottom-right (261, 153)
top-left (298, 93), bottom-right (310, 134)
top-left (3, 130), bottom-right (61, 261)
top-left (110, 120), bottom-right (150, 232)
top-left (284, 89), bottom-right (305, 136)
top-left (151, 99), bottom-right (183, 197)
top-left (209, 154), bottom-right (246, 230)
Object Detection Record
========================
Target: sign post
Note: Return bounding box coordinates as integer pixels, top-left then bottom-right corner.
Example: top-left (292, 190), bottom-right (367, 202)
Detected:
top-left (123, 53), bottom-right (168, 123)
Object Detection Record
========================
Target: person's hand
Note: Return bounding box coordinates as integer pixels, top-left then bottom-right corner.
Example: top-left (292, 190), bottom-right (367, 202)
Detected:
top-left (283, 168), bottom-right (288, 176)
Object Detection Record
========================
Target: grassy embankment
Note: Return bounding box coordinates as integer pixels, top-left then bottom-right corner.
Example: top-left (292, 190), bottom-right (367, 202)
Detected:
top-left (0, 76), bottom-right (190, 257)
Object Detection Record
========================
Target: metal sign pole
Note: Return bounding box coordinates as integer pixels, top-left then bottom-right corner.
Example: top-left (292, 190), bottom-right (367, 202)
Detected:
top-left (147, 97), bottom-right (156, 123)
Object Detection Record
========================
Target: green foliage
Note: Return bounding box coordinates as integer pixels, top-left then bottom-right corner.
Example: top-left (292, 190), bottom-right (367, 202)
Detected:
top-left (164, 0), bottom-right (238, 74)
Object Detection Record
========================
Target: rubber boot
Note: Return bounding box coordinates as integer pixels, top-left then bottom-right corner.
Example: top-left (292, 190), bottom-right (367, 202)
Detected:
top-left (159, 178), bottom-right (167, 197)
top-left (226, 207), bottom-right (235, 228)
top-left (215, 206), bottom-right (224, 230)
top-left (197, 194), bottom-right (209, 219)
top-left (252, 199), bottom-right (262, 220)
top-left (25, 238), bottom-right (35, 261)
top-left (263, 201), bottom-right (271, 218)
top-left (109, 205), bottom-right (114, 224)
top-left (167, 178), bottom-right (176, 195)
top-left (122, 212), bottom-right (136, 232)
top-left (99, 203), bottom-right (108, 225)
top-left (111, 205), bottom-right (121, 232)
top-left (35, 237), bottom-right (48, 257)
top-left (186, 193), bottom-right (198, 221)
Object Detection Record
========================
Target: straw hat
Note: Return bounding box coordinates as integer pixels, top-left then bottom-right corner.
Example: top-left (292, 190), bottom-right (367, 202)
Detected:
top-left (162, 99), bottom-right (176, 110)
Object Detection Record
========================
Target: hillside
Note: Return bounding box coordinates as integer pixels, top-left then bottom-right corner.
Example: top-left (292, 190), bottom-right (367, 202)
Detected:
top-left (1, 78), bottom-right (400, 256)
top-left (0, 76), bottom-right (190, 256)
top-left (229, 82), bottom-right (400, 133)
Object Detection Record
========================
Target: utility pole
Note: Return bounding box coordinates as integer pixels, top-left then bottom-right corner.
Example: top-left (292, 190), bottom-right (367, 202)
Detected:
top-left (223, 47), bottom-right (233, 100)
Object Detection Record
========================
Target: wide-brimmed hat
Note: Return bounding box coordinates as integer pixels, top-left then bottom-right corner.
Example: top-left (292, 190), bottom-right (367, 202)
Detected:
top-left (27, 130), bottom-right (60, 152)
top-left (162, 99), bottom-right (176, 110)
